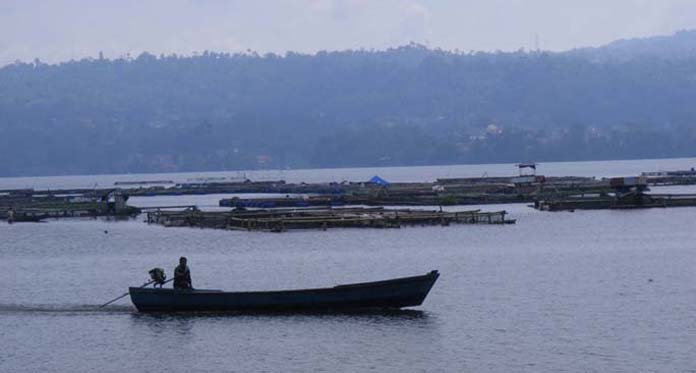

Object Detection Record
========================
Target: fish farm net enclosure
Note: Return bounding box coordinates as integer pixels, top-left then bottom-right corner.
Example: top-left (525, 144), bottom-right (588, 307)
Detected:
top-left (146, 207), bottom-right (514, 232)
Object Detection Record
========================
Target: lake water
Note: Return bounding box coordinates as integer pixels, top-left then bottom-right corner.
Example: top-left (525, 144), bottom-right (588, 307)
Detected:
top-left (4, 156), bottom-right (696, 190)
top-left (2, 159), bottom-right (696, 372)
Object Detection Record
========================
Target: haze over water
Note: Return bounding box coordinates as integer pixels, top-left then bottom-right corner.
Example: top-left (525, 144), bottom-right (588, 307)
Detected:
top-left (2, 159), bottom-right (696, 372)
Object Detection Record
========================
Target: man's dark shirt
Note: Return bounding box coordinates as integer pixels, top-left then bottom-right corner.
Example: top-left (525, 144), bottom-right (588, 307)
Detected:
top-left (173, 265), bottom-right (192, 289)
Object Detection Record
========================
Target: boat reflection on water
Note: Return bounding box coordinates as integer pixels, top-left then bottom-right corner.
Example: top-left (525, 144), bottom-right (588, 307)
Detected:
top-left (130, 307), bottom-right (428, 320)
top-left (129, 307), bottom-right (436, 341)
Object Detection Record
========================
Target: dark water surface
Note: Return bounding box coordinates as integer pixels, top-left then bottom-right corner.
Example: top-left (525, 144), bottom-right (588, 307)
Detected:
top-left (2, 161), bottom-right (696, 372)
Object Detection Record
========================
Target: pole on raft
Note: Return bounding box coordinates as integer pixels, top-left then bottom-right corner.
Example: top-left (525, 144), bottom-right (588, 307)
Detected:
top-left (98, 278), bottom-right (173, 309)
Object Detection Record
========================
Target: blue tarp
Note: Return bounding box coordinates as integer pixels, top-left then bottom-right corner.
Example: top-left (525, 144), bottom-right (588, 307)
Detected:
top-left (368, 175), bottom-right (390, 186)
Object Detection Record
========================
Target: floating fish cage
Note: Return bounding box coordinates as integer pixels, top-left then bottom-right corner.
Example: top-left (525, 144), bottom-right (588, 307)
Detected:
top-left (146, 207), bottom-right (515, 232)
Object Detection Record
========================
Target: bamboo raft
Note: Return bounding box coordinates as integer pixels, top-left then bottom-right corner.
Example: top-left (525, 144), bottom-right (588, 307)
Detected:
top-left (146, 207), bottom-right (515, 232)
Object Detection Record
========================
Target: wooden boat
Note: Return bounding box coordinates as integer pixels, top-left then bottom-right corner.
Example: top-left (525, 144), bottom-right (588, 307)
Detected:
top-left (7, 214), bottom-right (47, 223)
top-left (129, 270), bottom-right (439, 313)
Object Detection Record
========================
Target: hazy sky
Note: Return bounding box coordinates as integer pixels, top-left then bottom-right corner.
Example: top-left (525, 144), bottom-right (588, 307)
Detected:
top-left (1, 0), bottom-right (696, 65)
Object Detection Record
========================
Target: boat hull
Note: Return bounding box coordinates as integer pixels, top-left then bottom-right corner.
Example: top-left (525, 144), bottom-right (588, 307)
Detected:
top-left (129, 270), bottom-right (439, 313)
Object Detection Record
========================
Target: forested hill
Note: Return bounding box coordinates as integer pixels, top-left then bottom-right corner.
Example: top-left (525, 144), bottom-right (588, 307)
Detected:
top-left (2, 32), bottom-right (696, 176)
top-left (570, 30), bottom-right (696, 62)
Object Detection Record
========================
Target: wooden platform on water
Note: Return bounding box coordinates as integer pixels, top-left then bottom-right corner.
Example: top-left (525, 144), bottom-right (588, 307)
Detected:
top-left (534, 193), bottom-right (696, 211)
top-left (0, 191), bottom-right (141, 221)
top-left (146, 207), bottom-right (515, 232)
top-left (128, 176), bottom-right (611, 206)
top-left (2, 174), bottom-right (614, 208)
top-left (642, 169), bottom-right (696, 186)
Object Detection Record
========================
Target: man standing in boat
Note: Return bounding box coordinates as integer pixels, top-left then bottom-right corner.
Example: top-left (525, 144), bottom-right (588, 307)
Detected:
top-left (173, 257), bottom-right (193, 290)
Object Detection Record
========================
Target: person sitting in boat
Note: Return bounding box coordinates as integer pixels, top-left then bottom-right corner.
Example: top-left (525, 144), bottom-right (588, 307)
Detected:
top-left (173, 257), bottom-right (193, 290)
